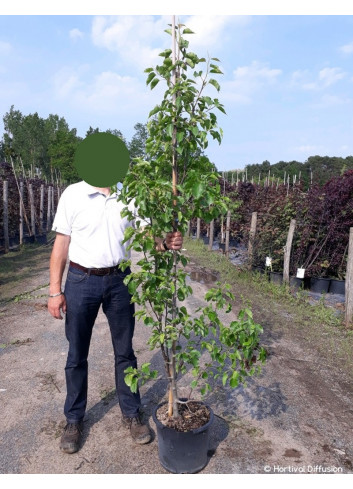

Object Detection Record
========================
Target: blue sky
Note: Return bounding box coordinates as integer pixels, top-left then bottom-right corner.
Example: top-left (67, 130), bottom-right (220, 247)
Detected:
top-left (1, 5), bottom-right (353, 170)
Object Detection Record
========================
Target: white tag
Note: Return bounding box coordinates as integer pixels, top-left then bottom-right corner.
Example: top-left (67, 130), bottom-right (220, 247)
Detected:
top-left (265, 257), bottom-right (272, 267)
top-left (297, 268), bottom-right (305, 278)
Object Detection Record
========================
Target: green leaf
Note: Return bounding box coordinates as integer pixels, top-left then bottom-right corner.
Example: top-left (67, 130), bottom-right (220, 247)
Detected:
top-left (150, 78), bottom-right (160, 90)
top-left (146, 72), bottom-right (156, 86)
top-left (192, 182), bottom-right (204, 199)
top-left (209, 78), bottom-right (220, 92)
top-left (182, 28), bottom-right (195, 34)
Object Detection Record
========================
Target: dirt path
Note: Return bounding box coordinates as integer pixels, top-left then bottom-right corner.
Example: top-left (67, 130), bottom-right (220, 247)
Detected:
top-left (0, 242), bottom-right (353, 474)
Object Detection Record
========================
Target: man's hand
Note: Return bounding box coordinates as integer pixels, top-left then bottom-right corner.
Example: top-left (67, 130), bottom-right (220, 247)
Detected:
top-left (48, 232), bottom-right (70, 320)
top-left (165, 231), bottom-right (183, 251)
top-left (48, 294), bottom-right (67, 320)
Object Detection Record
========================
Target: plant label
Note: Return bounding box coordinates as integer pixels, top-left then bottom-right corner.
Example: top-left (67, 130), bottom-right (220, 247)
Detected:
top-left (265, 257), bottom-right (272, 267)
top-left (297, 268), bottom-right (305, 278)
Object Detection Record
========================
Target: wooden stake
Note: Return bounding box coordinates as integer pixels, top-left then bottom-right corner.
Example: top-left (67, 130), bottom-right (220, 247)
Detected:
top-left (196, 217), bottom-right (201, 240)
top-left (3, 181), bottom-right (9, 253)
top-left (19, 181), bottom-right (23, 245)
top-left (208, 219), bottom-right (214, 251)
top-left (28, 183), bottom-right (36, 236)
top-left (40, 184), bottom-right (44, 234)
top-left (47, 186), bottom-right (51, 231)
top-left (283, 219), bottom-right (296, 285)
top-left (225, 210), bottom-right (231, 258)
top-left (248, 212), bottom-right (257, 268)
top-left (345, 228), bottom-right (353, 328)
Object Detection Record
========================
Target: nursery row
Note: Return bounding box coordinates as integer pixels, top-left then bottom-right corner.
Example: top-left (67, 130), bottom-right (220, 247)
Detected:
top-left (0, 162), bottom-right (64, 252)
top-left (191, 169), bottom-right (353, 282)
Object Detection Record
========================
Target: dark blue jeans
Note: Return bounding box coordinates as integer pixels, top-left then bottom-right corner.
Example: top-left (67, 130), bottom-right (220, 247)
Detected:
top-left (63, 265), bottom-right (141, 423)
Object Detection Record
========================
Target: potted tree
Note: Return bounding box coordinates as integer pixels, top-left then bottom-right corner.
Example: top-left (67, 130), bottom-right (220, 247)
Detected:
top-left (118, 21), bottom-right (267, 474)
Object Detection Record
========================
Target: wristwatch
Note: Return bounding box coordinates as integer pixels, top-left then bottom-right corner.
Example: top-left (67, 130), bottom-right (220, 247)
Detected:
top-left (162, 239), bottom-right (169, 251)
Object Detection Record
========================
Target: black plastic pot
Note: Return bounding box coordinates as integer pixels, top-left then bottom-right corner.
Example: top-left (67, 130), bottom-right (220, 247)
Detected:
top-left (202, 236), bottom-right (209, 245)
top-left (36, 234), bottom-right (47, 244)
top-left (290, 276), bottom-right (304, 290)
top-left (329, 279), bottom-right (345, 295)
top-left (152, 401), bottom-right (214, 474)
top-left (219, 243), bottom-right (226, 252)
top-left (23, 235), bottom-right (35, 244)
top-left (270, 271), bottom-right (283, 285)
top-left (310, 277), bottom-right (331, 294)
top-left (252, 266), bottom-right (265, 275)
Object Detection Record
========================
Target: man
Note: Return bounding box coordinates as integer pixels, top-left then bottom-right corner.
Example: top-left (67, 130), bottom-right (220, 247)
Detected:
top-left (48, 180), bottom-right (183, 454)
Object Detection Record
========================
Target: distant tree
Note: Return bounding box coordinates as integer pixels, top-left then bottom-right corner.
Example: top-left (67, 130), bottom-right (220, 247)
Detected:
top-left (106, 128), bottom-right (127, 144)
top-left (128, 122), bottom-right (148, 160)
top-left (85, 126), bottom-right (100, 137)
top-left (48, 128), bottom-right (81, 184)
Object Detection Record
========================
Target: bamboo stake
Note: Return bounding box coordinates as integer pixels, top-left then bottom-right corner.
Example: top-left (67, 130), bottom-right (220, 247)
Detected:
top-left (10, 156), bottom-right (31, 236)
top-left (168, 15), bottom-right (179, 418)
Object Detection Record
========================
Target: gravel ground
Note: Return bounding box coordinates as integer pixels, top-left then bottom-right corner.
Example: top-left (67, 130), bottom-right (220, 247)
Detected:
top-left (0, 242), bottom-right (353, 476)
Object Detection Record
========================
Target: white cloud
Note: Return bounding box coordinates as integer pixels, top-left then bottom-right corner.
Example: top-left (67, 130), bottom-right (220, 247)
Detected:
top-left (69, 28), bottom-right (84, 41)
top-left (0, 40), bottom-right (12, 55)
top-left (91, 16), bottom-right (169, 70)
top-left (312, 94), bottom-right (352, 108)
top-left (51, 65), bottom-right (161, 118)
top-left (296, 145), bottom-right (321, 153)
top-left (222, 61), bottom-right (282, 103)
top-left (181, 15), bottom-right (250, 50)
top-left (319, 67), bottom-right (345, 87)
top-left (291, 67), bottom-right (345, 90)
top-left (339, 41), bottom-right (353, 54)
top-left (90, 15), bottom-right (250, 71)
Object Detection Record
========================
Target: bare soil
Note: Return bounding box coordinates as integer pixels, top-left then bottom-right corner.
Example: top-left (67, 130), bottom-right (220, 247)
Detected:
top-left (1, 238), bottom-right (353, 474)
top-left (156, 402), bottom-right (210, 432)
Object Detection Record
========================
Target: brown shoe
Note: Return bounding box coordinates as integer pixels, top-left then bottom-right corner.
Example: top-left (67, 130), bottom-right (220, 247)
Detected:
top-left (122, 414), bottom-right (152, 444)
top-left (60, 421), bottom-right (83, 454)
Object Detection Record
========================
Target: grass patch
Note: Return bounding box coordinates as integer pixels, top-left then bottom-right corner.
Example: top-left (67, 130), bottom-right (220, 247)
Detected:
top-left (184, 237), bottom-right (353, 377)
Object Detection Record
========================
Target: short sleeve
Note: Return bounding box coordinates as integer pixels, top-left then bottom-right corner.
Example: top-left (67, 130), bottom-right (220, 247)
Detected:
top-left (52, 188), bottom-right (73, 236)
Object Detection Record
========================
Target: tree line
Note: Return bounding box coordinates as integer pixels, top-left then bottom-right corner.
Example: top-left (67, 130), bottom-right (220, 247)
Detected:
top-left (1, 105), bottom-right (352, 189)
top-left (0, 105), bottom-right (148, 184)
top-left (227, 156), bottom-right (353, 189)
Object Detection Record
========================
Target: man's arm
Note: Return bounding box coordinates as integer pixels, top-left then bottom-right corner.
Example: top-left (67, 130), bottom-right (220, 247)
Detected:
top-left (48, 233), bottom-right (70, 320)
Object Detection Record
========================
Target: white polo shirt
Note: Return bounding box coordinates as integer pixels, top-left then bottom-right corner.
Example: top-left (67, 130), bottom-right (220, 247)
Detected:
top-left (52, 181), bottom-right (141, 268)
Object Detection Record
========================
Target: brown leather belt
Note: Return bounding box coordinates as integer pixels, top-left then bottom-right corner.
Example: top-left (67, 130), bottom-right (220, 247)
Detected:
top-left (69, 260), bottom-right (121, 276)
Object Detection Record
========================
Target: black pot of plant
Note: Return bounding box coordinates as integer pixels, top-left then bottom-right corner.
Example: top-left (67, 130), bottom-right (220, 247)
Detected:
top-left (252, 265), bottom-right (265, 275)
top-left (310, 277), bottom-right (331, 294)
top-left (152, 399), bottom-right (214, 474)
top-left (219, 242), bottom-right (225, 252)
top-left (202, 236), bottom-right (209, 245)
top-left (329, 279), bottom-right (345, 295)
top-left (23, 235), bottom-right (35, 244)
top-left (36, 234), bottom-right (47, 244)
top-left (270, 271), bottom-right (283, 285)
top-left (289, 276), bottom-right (304, 290)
